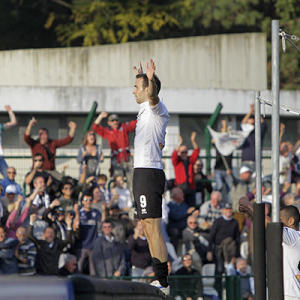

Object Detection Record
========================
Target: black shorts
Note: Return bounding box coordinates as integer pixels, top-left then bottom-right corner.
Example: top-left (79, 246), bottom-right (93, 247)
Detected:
top-left (133, 168), bottom-right (165, 219)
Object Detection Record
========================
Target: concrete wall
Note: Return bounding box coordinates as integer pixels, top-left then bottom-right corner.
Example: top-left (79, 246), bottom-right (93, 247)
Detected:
top-left (0, 33), bottom-right (267, 90)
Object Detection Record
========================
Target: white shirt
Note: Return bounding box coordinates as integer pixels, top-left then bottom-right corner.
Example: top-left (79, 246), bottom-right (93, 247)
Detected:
top-left (114, 186), bottom-right (132, 209)
top-left (282, 227), bottom-right (300, 298)
top-left (134, 100), bottom-right (169, 169)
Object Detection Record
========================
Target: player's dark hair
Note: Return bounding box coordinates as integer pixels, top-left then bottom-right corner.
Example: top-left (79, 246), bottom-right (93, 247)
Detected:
top-left (136, 73), bottom-right (161, 95)
top-left (280, 205), bottom-right (300, 227)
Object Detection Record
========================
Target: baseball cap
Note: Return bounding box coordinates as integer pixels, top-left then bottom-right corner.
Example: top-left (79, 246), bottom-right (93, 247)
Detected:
top-left (108, 114), bottom-right (119, 122)
top-left (240, 166), bottom-right (252, 175)
top-left (5, 185), bottom-right (17, 194)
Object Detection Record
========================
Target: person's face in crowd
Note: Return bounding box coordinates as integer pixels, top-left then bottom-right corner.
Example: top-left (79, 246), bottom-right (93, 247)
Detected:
top-left (65, 257), bottom-right (77, 273)
top-left (38, 129), bottom-right (49, 145)
top-left (108, 118), bottom-right (119, 130)
top-left (16, 227), bottom-right (27, 244)
top-left (187, 216), bottom-right (198, 230)
top-left (222, 207), bottom-right (233, 218)
top-left (34, 177), bottom-right (46, 193)
top-left (193, 159), bottom-right (203, 174)
top-left (0, 227), bottom-right (6, 242)
top-left (6, 191), bottom-right (16, 203)
top-left (210, 192), bottom-right (221, 208)
top-left (93, 187), bottom-right (101, 202)
top-left (179, 145), bottom-right (188, 160)
top-left (247, 117), bottom-right (255, 125)
top-left (43, 227), bottom-right (55, 243)
top-left (172, 188), bottom-right (184, 204)
top-left (97, 178), bottom-right (107, 188)
top-left (6, 167), bottom-right (16, 181)
top-left (86, 132), bottom-right (96, 145)
top-left (82, 195), bottom-right (93, 210)
top-left (62, 184), bottom-right (73, 198)
top-left (102, 222), bottom-right (112, 237)
top-left (56, 210), bottom-right (65, 222)
top-left (115, 176), bottom-right (124, 188)
top-left (109, 208), bottom-right (119, 219)
top-left (183, 254), bottom-right (193, 268)
top-left (240, 171), bottom-right (251, 182)
top-left (33, 155), bottom-right (44, 170)
top-left (279, 210), bottom-right (297, 229)
top-left (236, 259), bottom-right (248, 274)
top-left (133, 77), bottom-right (148, 104)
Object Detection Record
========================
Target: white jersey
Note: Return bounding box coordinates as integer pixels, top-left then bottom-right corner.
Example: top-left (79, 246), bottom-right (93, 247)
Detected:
top-left (283, 227), bottom-right (300, 299)
top-left (134, 100), bottom-right (169, 169)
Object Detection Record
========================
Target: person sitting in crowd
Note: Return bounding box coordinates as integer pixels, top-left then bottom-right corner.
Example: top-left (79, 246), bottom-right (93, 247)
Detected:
top-left (92, 220), bottom-right (125, 278)
top-left (59, 253), bottom-right (77, 276)
top-left (110, 175), bottom-right (133, 213)
top-left (59, 182), bottom-right (76, 211)
top-left (0, 225), bottom-right (18, 274)
top-left (240, 104), bottom-right (267, 172)
top-left (15, 226), bottom-right (37, 276)
top-left (172, 132), bottom-right (200, 206)
top-left (93, 112), bottom-right (136, 186)
top-left (194, 158), bottom-right (213, 207)
top-left (28, 212), bottom-right (73, 275)
top-left (174, 253), bottom-right (203, 300)
top-left (0, 105), bottom-right (17, 178)
top-left (77, 130), bottom-right (104, 179)
top-left (181, 215), bottom-right (209, 267)
top-left (76, 191), bottom-right (102, 276)
top-left (91, 185), bottom-right (106, 215)
top-left (24, 117), bottom-right (76, 172)
top-left (97, 174), bottom-right (111, 204)
top-left (128, 221), bottom-right (153, 279)
top-left (198, 191), bottom-right (223, 233)
top-left (167, 187), bottom-right (198, 250)
top-left (25, 153), bottom-right (52, 192)
top-left (0, 167), bottom-right (23, 197)
top-left (213, 120), bottom-right (233, 204)
top-left (1, 185), bottom-right (19, 214)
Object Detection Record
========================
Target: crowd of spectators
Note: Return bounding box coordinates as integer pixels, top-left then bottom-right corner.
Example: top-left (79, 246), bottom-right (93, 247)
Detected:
top-left (0, 104), bottom-right (299, 300)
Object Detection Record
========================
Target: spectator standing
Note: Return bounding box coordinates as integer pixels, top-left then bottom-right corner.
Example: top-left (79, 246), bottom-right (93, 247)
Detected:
top-left (59, 182), bottom-right (76, 212)
top-left (97, 174), bottom-right (111, 204)
top-left (76, 191), bottom-right (102, 276)
top-left (0, 105), bottom-right (17, 178)
top-left (240, 104), bottom-right (267, 171)
top-left (31, 176), bottom-right (51, 210)
top-left (24, 117), bottom-right (76, 171)
top-left (28, 212), bottom-right (73, 275)
top-left (0, 167), bottom-right (23, 197)
top-left (77, 131), bottom-right (104, 179)
top-left (0, 225), bottom-right (18, 274)
top-left (128, 221), bottom-right (152, 278)
top-left (93, 112), bottom-right (136, 185)
top-left (172, 132), bottom-right (200, 206)
top-left (92, 220), bottom-right (125, 278)
top-left (15, 226), bottom-right (37, 276)
top-left (198, 191), bottom-right (223, 232)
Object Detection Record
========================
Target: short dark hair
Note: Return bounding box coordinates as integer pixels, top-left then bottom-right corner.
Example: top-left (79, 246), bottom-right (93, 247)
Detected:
top-left (39, 128), bottom-right (49, 134)
top-left (34, 153), bottom-right (45, 161)
top-left (97, 174), bottom-right (107, 181)
top-left (136, 73), bottom-right (161, 95)
top-left (280, 205), bottom-right (300, 227)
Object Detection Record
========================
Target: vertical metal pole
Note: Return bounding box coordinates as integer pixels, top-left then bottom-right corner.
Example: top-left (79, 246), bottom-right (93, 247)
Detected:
top-left (255, 91), bottom-right (262, 204)
top-left (271, 20), bottom-right (280, 223)
top-left (253, 91), bottom-right (266, 300)
top-left (267, 20), bottom-right (284, 300)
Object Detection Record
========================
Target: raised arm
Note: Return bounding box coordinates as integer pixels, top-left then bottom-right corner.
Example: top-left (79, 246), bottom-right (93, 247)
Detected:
top-left (3, 105), bottom-right (17, 129)
top-left (145, 59), bottom-right (159, 107)
top-left (190, 131), bottom-right (199, 150)
top-left (68, 121), bottom-right (77, 138)
top-left (94, 112), bottom-right (108, 125)
top-left (279, 123), bottom-right (285, 144)
top-left (241, 104), bottom-right (254, 124)
top-left (25, 117), bottom-right (37, 137)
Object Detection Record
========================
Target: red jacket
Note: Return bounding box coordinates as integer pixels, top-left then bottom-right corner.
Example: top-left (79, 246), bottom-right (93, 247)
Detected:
top-left (92, 120), bottom-right (137, 163)
top-left (172, 148), bottom-right (200, 190)
top-left (24, 134), bottom-right (74, 170)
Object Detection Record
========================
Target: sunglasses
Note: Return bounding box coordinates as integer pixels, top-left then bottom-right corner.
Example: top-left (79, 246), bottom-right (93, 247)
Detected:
top-left (180, 151), bottom-right (187, 154)
top-left (111, 119), bottom-right (119, 122)
top-left (7, 171), bottom-right (16, 174)
top-left (83, 198), bottom-right (93, 202)
top-left (64, 187), bottom-right (72, 190)
top-left (34, 159), bottom-right (43, 162)
top-left (188, 222), bottom-right (197, 224)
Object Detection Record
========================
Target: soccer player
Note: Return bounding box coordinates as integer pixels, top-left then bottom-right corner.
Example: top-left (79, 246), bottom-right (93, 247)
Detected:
top-left (132, 59), bottom-right (170, 287)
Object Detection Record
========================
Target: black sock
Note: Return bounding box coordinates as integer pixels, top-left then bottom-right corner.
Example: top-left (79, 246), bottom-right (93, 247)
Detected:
top-left (152, 257), bottom-right (168, 287)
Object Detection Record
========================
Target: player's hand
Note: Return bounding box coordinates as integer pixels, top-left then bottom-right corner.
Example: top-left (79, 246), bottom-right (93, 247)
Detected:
top-left (145, 59), bottom-right (155, 81)
top-left (133, 62), bottom-right (143, 75)
top-left (280, 123), bottom-right (285, 133)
